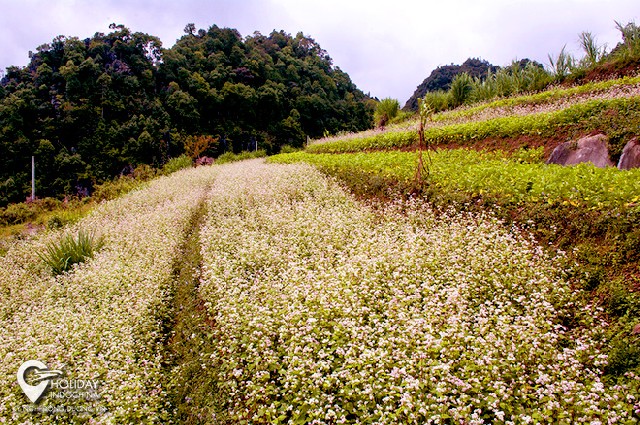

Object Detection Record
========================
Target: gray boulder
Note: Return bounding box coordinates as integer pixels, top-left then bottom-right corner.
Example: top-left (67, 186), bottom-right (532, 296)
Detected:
top-left (618, 137), bottom-right (640, 170)
top-left (547, 134), bottom-right (614, 168)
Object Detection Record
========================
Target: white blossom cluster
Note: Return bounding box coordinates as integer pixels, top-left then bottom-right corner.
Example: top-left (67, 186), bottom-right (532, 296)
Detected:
top-left (199, 160), bottom-right (637, 424)
top-left (1, 159), bottom-right (637, 424)
top-left (0, 166), bottom-right (217, 424)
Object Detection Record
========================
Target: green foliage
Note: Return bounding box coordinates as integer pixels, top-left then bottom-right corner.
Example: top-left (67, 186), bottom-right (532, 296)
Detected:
top-left (39, 230), bottom-right (105, 275)
top-left (546, 20), bottom-right (640, 83)
top-left (449, 72), bottom-right (474, 107)
top-left (373, 98), bottom-right (400, 127)
top-left (579, 32), bottom-right (606, 68)
top-left (279, 144), bottom-right (301, 154)
top-left (408, 59), bottom-right (551, 113)
top-left (404, 57), bottom-right (499, 110)
top-left (308, 95), bottom-right (640, 153)
top-left (0, 202), bottom-right (37, 226)
top-left (422, 90), bottom-right (451, 113)
top-left (612, 20), bottom-right (640, 63)
top-left (307, 130), bottom-right (417, 153)
top-left (215, 149), bottom-right (267, 164)
top-left (470, 61), bottom-right (552, 103)
top-left (91, 172), bottom-right (151, 202)
top-left (510, 146), bottom-right (545, 164)
top-left (0, 24), bottom-right (373, 206)
top-left (438, 74), bottom-right (640, 123)
top-left (46, 209), bottom-right (84, 229)
top-left (271, 150), bottom-right (640, 207)
top-left (162, 155), bottom-right (193, 175)
top-left (0, 197), bottom-right (62, 226)
top-left (388, 110), bottom-right (414, 125)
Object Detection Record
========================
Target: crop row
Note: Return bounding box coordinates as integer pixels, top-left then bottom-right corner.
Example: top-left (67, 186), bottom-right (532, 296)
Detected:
top-left (271, 150), bottom-right (640, 207)
top-left (0, 166), bottom-right (217, 423)
top-left (435, 74), bottom-right (640, 123)
top-left (307, 96), bottom-right (640, 154)
top-left (310, 75), bottom-right (640, 148)
top-left (196, 160), bottom-right (638, 424)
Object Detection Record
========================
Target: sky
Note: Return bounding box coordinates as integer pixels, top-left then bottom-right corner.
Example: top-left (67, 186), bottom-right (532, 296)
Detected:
top-left (0, 0), bottom-right (638, 106)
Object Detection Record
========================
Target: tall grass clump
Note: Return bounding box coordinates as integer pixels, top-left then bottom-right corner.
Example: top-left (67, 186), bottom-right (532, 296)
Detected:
top-left (374, 98), bottom-right (400, 127)
top-left (39, 230), bottom-right (105, 275)
top-left (423, 90), bottom-right (451, 112)
top-left (449, 72), bottom-right (474, 107)
top-left (548, 45), bottom-right (576, 81)
top-left (437, 62), bottom-right (553, 110)
top-left (614, 20), bottom-right (640, 62)
top-left (579, 31), bottom-right (606, 68)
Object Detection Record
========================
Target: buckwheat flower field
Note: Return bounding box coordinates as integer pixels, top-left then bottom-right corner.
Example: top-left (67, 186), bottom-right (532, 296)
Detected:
top-left (198, 161), bottom-right (638, 424)
top-left (0, 166), bottom-right (217, 423)
top-left (1, 160), bottom-right (638, 424)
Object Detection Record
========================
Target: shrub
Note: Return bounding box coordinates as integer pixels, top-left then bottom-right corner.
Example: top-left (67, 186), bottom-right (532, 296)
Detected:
top-left (183, 135), bottom-right (219, 160)
top-left (92, 176), bottom-right (143, 202)
top-left (46, 209), bottom-right (85, 229)
top-left (39, 230), bottom-right (105, 275)
top-left (215, 150), bottom-right (267, 164)
top-left (162, 155), bottom-right (193, 175)
top-left (388, 110), bottom-right (414, 125)
top-left (130, 164), bottom-right (157, 181)
top-left (0, 197), bottom-right (63, 226)
top-left (0, 203), bottom-right (36, 226)
top-left (280, 145), bottom-right (300, 154)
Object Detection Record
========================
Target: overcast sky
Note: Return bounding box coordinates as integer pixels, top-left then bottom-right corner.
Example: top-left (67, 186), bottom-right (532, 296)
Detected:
top-left (0, 0), bottom-right (638, 105)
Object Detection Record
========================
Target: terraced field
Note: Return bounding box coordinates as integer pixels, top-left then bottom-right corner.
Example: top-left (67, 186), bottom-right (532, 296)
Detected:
top-left (308, 75), bottom-right (640, 156)
top-left (1, 159), bottom-right (639, 424)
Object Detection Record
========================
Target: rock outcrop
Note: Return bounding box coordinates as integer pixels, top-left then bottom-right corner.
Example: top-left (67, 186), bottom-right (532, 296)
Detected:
top-left (547, 134), bottom-right (614, 168)
top-left (617, 137), bottom-right (640, 170)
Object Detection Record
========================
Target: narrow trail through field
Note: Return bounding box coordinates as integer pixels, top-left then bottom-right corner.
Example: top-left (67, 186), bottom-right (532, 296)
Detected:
top-left (162, 192), bottom-right (223, 423)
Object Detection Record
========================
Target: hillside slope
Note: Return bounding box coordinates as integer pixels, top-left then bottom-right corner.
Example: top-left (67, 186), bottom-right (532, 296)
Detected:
top-left (271, 71), bottom-right (640, 401)
top-left (2, 160), bottom-right (638, 423)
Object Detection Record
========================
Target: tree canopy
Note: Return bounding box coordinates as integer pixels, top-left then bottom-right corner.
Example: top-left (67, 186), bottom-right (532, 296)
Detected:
top-left (0, 24), bottom-right (373, 206)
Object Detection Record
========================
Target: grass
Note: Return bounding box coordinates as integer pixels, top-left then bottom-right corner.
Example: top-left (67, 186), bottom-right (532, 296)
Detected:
top-left (162, 154), bottom-right (194, 175)
top-left (38, 230), bottom-right (105, 275)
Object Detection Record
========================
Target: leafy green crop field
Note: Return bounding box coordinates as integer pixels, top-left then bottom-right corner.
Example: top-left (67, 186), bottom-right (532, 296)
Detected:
top-left (272, 150), bottom-right (640, 208)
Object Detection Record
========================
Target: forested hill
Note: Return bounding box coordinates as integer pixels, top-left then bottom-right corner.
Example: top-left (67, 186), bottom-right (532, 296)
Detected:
top-left (0, 24), bottom-right (373, 206)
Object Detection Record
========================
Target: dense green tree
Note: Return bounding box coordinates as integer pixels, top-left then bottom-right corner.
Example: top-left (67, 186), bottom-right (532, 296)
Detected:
top-left (159, 25), bottom-right (373, 153)
top-left (0, 23), bottom-right (373, 206)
